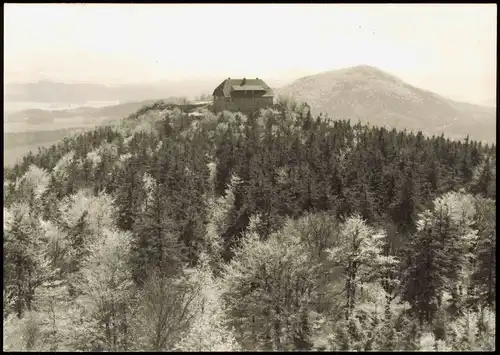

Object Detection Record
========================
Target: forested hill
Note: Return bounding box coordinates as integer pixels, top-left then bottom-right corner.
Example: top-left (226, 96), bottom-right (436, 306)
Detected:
top-left (3, 100), bottom-right (496, 351)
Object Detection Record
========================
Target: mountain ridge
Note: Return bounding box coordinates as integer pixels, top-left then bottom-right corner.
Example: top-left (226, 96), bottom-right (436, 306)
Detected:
top-left (5, 65), bottom-right (496, 143)
top-left (276, 65), bottom-right (496, 143)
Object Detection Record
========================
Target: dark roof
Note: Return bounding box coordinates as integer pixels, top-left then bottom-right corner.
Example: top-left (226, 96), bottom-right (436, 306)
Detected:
top-left (213, 78), bottom-right (274, 97)
top-left (231, 85), bottom-right (266, 91)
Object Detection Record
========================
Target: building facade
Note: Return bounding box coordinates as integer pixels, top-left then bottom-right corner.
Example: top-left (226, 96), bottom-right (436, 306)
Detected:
top-left (212, 78), bottom-right (274, 114)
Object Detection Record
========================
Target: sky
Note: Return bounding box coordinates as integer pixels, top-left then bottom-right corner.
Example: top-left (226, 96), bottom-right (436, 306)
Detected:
top-left (3, 4), bottom-right (497, 104)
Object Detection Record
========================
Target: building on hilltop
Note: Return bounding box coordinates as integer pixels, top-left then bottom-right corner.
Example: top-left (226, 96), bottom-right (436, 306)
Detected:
top-left (212, 77), bottom-right (274, 113)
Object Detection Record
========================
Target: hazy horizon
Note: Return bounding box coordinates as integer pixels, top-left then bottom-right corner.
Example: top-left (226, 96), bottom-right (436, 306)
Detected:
top-left (4, 4), bottom-right (497, 104)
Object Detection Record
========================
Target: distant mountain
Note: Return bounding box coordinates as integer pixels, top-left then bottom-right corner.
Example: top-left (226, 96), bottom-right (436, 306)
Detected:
top-left (4, 79), bottom-right (219, 104)
top-left (480, 97), bottom-right (496, 107)
top-left (6, 99), bottom-right (157, 121)
top-left (276, 65), bottom-right (497, 143)
top-left (4, 97), bottom-right (190, 134)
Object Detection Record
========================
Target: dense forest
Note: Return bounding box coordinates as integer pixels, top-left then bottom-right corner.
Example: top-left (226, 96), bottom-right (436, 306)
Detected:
top-left (3, 99), bottom-right (496, 351)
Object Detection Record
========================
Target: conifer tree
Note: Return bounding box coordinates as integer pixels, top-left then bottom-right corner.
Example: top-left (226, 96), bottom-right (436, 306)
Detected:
top-left (4, 204), bottom-right (49, 318)
top-left (131, 173), bottom-right (185, 285)
top-left (471, 197), bottom-right (496, 308)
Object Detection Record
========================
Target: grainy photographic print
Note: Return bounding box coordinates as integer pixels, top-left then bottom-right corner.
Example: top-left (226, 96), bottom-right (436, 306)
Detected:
top-left (3, 3), bottom-right (496, 352)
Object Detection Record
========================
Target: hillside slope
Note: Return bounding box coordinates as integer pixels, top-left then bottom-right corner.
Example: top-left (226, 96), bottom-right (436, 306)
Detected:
top-left (276, 65), bottom-right (496, 143)
top-left (3, 102), bottom-right (496, 351)
top-left (3, 98), bottom-right (210, 166)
